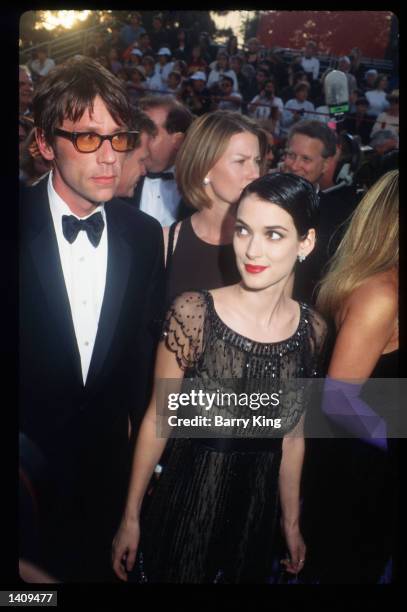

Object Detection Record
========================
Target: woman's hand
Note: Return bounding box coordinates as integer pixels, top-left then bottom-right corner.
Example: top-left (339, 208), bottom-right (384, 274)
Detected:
top-left (112, 517), bottom-right (140, 581)
top-left (281, 523), bottom-right (306, 574)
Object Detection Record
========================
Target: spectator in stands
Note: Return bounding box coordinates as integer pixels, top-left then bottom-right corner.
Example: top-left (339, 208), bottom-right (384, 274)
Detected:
top-left (281, 82), bottom-right (315, 135)
top-left (129, 95), bottom-right (194, 226)
top-left (366, 74), bottom-right (390, 118)
top-left (267, 50), bottom-right (288, 91)
top-left (348, 88), bottom-right (362, 114)
top-left (248, 79), bottom-right (284, 130)
top-left (155, 47), bottom-right (175, 86)
top-left (198, 32), bottom-right (218, 64)
top-left (362, 68), bottom-right (378, 93)
top-left (280, 70), bottom-right (309, 103)
top-left (142, 55), bottom-right (164, 94)
top-left (207, 51), bottom-right (238, 92)
top-left (230, 55), bottom-right (256, 108)
top-left (370, 90), bottom-right (398, 138)
top-left (337, 56), bottom-right (358, 94)
top-left (120, 12), bottom-right (146, 48)
top-left (126, 66), bottom-right (147, 105)
top-left (103, 23), bottom-right (127, 60)
top-left (187, 44), bottom-right (209, 76)
top-left (19, 65), bottom-right (34, 117)
top-left (123, 47), bottom-right (143, 71)
top-left (173, 59), bottom-right (189, 80)
top-left (226, 35), bottom-right (239, 57)
top-left (300, 41), bottom-right (320, 82)
top-left (148, 14), bottom-right (170, 53)
top-left (137, 32), bottom-right (154, 57)
top-left (108, 48), bottom-right (123, 75)
top-left (245, 37), bottom-right (262, 71)
top-left (30, 47), bottom-right (56, 82)
top-left (173, 28), bottom-right (190, 62)
top-left (217, 75), bottom-right (243, 112)
top-left (180, 72), bottom-right (212, 116)
top-left (342, 96), bottom-right (373, 145)
top-left (370, 130), bottom-right (398, 156)
top-left (253, 67), bottom-right (272, 98)
top-left (349, 47), bottom-right (366, 83)
top-left (165, 70), bottom-right (183, 98)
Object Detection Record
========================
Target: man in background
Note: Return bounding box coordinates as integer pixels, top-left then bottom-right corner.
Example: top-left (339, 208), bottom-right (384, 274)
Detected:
top-left (128, 95), bottom-right (194, 226)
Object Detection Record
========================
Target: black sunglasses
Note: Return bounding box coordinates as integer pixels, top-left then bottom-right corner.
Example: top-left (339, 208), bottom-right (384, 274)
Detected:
top-left (53, 128), bottom-right (140, 153)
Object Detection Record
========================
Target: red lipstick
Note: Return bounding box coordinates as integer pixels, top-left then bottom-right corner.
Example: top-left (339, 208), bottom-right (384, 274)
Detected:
top-left (244, 264), bottom-right (268, 274)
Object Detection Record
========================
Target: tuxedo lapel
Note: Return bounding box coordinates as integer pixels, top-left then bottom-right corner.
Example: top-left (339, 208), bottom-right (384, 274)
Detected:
top-left (23, 180), bottom-right (83, 384)
top-left (85, 201), bottom-right (132, 389)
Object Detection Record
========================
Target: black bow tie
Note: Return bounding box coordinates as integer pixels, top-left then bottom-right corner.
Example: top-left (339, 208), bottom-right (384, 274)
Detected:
top-left (146, 171), bottom-right (174, 181)
top-left (62, 212), bottom-right (105, 247)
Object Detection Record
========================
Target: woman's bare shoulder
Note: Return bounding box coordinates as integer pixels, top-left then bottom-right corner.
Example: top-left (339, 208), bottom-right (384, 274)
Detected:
top-left (348, 270), bottom-right (397, 307)
top-left (343, 270), bottom-right (398, 325)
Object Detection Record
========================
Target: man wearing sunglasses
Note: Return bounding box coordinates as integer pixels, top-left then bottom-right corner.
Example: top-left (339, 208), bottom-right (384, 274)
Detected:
top-left (20, 56), bottom-right (164, 582)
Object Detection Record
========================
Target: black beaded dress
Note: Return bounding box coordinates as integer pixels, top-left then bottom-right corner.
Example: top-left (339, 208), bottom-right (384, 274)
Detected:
top-left (134, 290), bottom-right (328, 584)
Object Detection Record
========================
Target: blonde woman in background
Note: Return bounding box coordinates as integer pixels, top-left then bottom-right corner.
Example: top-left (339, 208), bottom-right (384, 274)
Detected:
top-left (308, 170), bottom-right (398, 583)
top-left (164, 110), bottom-right (267, 303)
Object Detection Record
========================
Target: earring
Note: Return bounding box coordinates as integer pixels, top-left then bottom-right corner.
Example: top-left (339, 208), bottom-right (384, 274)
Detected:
top-left (203, 177), bottom-right (210, 185)
top-left (298, 254), bottom-right (306, 262)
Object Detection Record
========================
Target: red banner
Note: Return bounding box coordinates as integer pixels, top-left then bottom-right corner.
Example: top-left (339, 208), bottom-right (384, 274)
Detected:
top-left (257, 11), bottom-right (395, 59)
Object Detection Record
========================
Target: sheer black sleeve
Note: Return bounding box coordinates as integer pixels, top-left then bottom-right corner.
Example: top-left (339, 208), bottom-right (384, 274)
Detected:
top-left (161, 291), bottom-right (206, 371)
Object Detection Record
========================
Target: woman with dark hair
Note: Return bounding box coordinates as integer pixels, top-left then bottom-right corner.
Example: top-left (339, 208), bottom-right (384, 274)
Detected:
top-left (112, 172), bottom-right (327, 583)
top-left (173, 28), bottom-right (190, 62)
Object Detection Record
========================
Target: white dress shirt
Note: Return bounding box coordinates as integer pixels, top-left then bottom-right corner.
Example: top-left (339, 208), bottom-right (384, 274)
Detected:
top-left (30, 57), bottom-right (56, 77)
top-left (281, 99), bottom-right (316, 134)
top-left (249, 94), bottom-right (284, 121)
top-left (155, 61), bottom-right (175, 85)
top-left (48, 173), bottom-right (108, 385)
top-left (365, 90), bottom-right (390, 117)
top-left (144, 72), bottom-right (164, 95)
top-left (300, 56), bottom-right (320, 80)
top-left (139, 166), bottom-right (181, 227)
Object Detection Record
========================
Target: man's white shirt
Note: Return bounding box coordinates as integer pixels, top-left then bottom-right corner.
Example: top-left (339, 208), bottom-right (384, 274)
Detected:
top-left (139, 167), bottom-right (181, 227)
top-left (300, 56), bottom-right (320, 80)
top-left (48, 172), bottom-right (107, 385)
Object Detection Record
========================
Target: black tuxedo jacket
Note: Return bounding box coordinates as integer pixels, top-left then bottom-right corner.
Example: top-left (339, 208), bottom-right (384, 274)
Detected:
top-left (125, 174), bottom-right (192, 222)
top-left (19, 178), bottom-right (165, 580)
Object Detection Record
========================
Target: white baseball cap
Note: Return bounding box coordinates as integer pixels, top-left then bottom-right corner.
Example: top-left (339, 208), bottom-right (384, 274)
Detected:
top-left (131, 48), bottom-right (143, 57)
top-left (157, 47), bottom-right (171, 56)
top-left (190, 71), bottom-right (207, 82)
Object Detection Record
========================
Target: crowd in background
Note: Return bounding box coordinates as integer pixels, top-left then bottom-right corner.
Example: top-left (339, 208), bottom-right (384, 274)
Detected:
top-left (19, 12), bottom-right (399, 188)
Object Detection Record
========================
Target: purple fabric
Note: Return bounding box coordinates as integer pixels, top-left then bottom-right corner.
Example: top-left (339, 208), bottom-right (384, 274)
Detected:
top-left (322, 376), bottom-right (388, 451)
